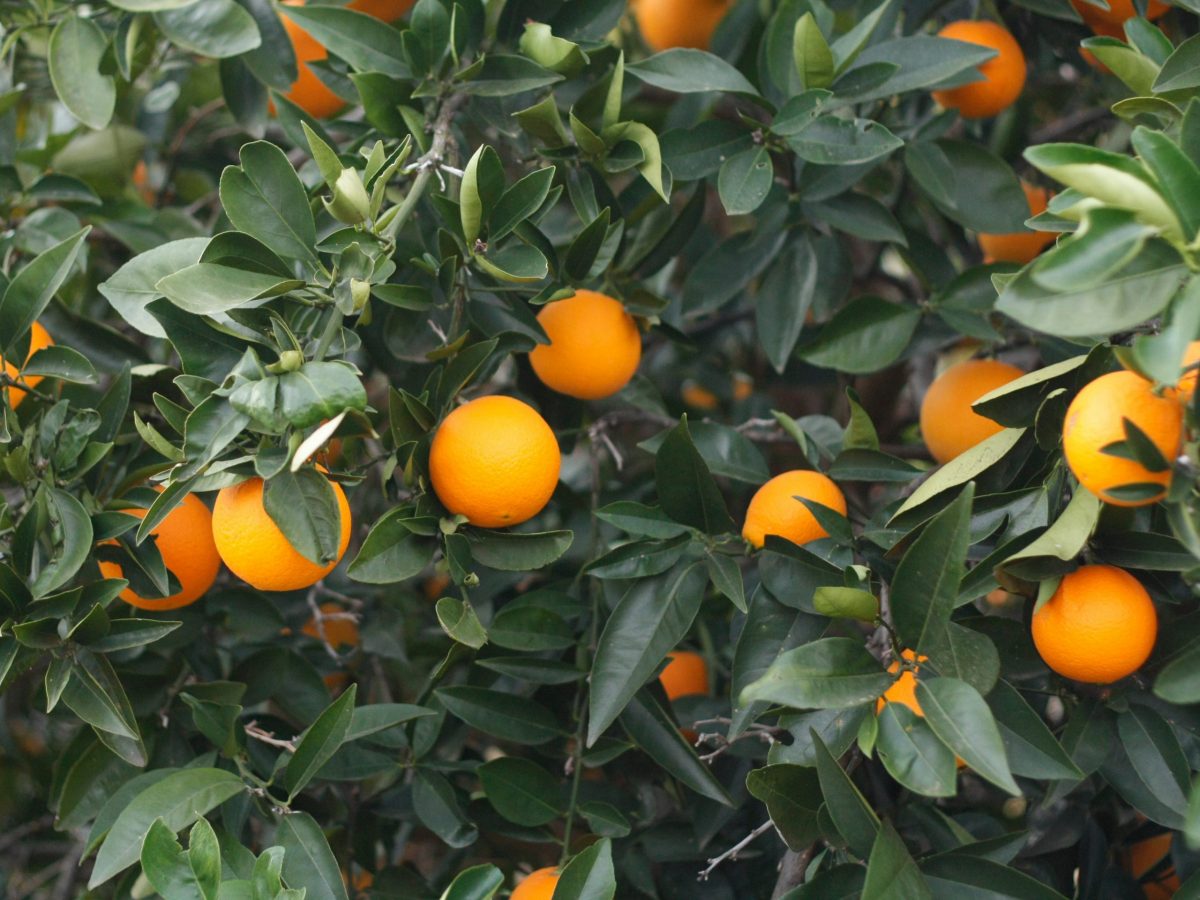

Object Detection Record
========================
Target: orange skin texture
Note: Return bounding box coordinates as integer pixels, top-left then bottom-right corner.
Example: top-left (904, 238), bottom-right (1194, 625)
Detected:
top-left (98, 492), bottom-right (221, 611)
top-left (529, 290), bottom-right (642, 400)
top-left (280, 1), bottom-right (346, 119)
top-left (1123, 833), bottom-right (1181, 900)
top-left (4, 321), bottom-right (53, 408)
top-left (303, 601), bottom-right (360, 649)
top-left (1031, 564), bottom-right (1157, 683)
top-left (920, 359), bottom-right (1024, 464)
top-left (978, 183), bottom-right (1056, 264)
top-left (1175, 341), bottom-right (1200, 401)
top-left (636, 0), bottom-right (731, 52)
top-left (1063, 371), bottom-right (1183, 507)
top-left (1072, 0), bottom-right (1168, 28)
top-left (511, 867), bottom-right (560, 900)
top-left (429, 395), bottom-right (561, 528)
top-left (212, 475), bottom-right (352, 592)
top-left (742, 470), bottom-right (847, 549)
top-left (659, 651), bottom-right (709, 701)
top-left (932, 21), bottom-right (1027, 120)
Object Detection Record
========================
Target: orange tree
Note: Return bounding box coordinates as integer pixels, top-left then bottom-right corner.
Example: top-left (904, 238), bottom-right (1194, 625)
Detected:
top-left (4, 0), bottom-right (1200, 897)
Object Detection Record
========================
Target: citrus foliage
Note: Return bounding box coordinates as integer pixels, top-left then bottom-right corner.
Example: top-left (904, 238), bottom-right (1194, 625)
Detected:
top-left (4, 0), bottom-right (1200, 897)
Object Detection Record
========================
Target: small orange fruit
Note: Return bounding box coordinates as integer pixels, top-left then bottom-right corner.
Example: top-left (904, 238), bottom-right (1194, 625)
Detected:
top-left (529, 290), bottom-right (642, 400)
top-left (732, 373), bottom-right (754, 402)
top-left (1063, 371), bottom-right (1183, 507)
top-left (212, 474), bottom-right (352, 591)
top-left (98, 492), bottom-right (222, 611)
top-left (347, 0), bottom-right (414, 21)
top-left (682, 382), bottom-right (720, 411)
top-left (1031, 564), bottom-right (1157, 683)
top-left (429, 396), bottom-right (561, 528)
top-left (280, 1), bottom-right (346, 119)
top-left (1071, 0), bottom-right (1168, 28)
top-left (636, 0), bottom-right (732, 51)
top-left (4, 321), bottom-right (53, 408)
top-left (302, 602), bottom-right (360, 649)
top-left (1122, 833), bottom-right (1181, 900)
top-left (659, 651), bottom-right (709, 701)
top-left (876, 649), bottom-right (925, 716)
top-left (511, 867), bottom-right (559, 900)
top-left (978, 182), bottom-right (1056, 264)
top-left (932, 21), bottom-right (1027, 120)
top-left (1175, 341), bottom-right (1200, 401)
top-left (422, 571), bottom-right (452, 600)
top-left (742, 470), bottom-right (847, 549)
top-left (920, 359), bottom-right (1024, 464)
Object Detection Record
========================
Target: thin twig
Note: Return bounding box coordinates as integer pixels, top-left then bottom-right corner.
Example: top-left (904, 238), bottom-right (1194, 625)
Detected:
top-left (244, 720), bottom-right (298, 753)
top-left (698, 820), bottom-right (776, 881)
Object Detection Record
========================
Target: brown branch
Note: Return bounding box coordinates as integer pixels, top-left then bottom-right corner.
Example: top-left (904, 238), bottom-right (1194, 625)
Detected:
top-left (244, 720), bottom-right (298, 753)
top-left (698, 820), bottom-right (776, 881)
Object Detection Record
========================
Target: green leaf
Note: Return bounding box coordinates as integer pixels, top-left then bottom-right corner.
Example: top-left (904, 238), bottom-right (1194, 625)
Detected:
top-left (263, 468), bottom-right (343, 566)
top-left (23, 345), bottom-right (97, 384)
top-left (1132, 125), bottom-right (1200, 241)
top-left (705, 550), bottom-right (747, 612)
top-left (435, 598), bottom-right (488, 649)
top-left (413, 770), bottom-right (477, 848)
top-left (746, 765), bottom-right (823, 849)
top-left (48, 16), bottom-right (116, 130)
top-left (654, 418), bottom-right (734, 534)
top-left (459, 54), bottom-right (564, 96)
top-left (813, 732), bottom-right (879, 859)
top-left (588, 563), bottom-right (707, 745)
top-left (552, 838), bottom-right (616, 900)
top-left (601, 121), bottom-right (668, 203)
top-left (441, 865), bottom-right (505, 900)
top-left (893, 428), bottom-right (1024, 519)
top-left (1154, 32), bottom-right (1200, 93)
top-left (278, 3), bottom-right (408, 76)
top-left (839, 35), bottom-right (995, 102)
top-left (813, 587), bottom-right (878, 622)
top-left (478, 757), bottom-right (563, 826)
top-left (998, 489), bottom-right (1101, 582)
top-left (875, 703), bottom-right (957, 797)
top-left (740, 637), bottom-right (893, 710)
top-left (141, 819), bottom-right (206, 900)
top-left (797, 296), bottom-right (919, 375)
top-left (474, 242), bottom-right (550, 283)
top-left (468, 530), bottom-right (573, 571)
top-left (154, 0), bottom-right (262, 58)
top-left (347, 508), bottom-right (428, 584)
top-left (916, 678), bottom-right (1019, 795)
top-left (627, 49), bottom-right (761, 96)
top-left (89, 769), bottom-right (244, 887)
top-left (757, 235), bottom-right (818, 373)
top-left (784, 117), bottom-right (902, 166)
top-left (437, 686), bottom-right (561, 745)
top-left (1030, 208), bottom-right (1155, 293)
top-left (619, 691), bottom-right (733, 806)
top-left (595, 501), bottom-right (688, 538)
top-left (988, 681), bottom-right (1083, 781)
top-left (156, 262), bottom-right (303, 314)
top-left (919, 856), bottom-right (1069, 899)
top-left (718, 147), bottom-right (774, 216)
top-left (862, 823), bottom-right (932, 900)
top-left (219, 142), bottom-right (317, 268)
top-left (906, 140), bottom-right (1028, 233)
top-left (286, 684), bottom-right (357, 800)
top-left (0, 227), bottom-right (89, 358)
top-left (490, 166), bottom-right (557, 242)
top-left (794, 13), bottom-right (834, 89)
top-left (32, 488), bottom-right (94, 597)
top-left (278, 811), bottom-right (350, 900)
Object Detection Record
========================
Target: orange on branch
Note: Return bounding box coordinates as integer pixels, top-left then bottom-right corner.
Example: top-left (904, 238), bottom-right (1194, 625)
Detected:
top-left (742, 470), bottom-right (847, 550)
top-left (4, 321), bottom-right (53, 408)
top-left (659, 651), bottom-right (709, 701)
top-left (429, 396), bottom-right (561, 528)
top-left (932, 21), bottom-right (1027, 119)
top-left (920, 359), bottom-right (1023, 464)
top-left (212, 474), bottom-right (352, 592)
top-left (529, 290), bottom-right (642, 400)
top-left (98, 491), bottom-right (221, 611)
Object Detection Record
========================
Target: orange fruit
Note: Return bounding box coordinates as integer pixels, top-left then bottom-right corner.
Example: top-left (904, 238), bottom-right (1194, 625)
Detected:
top-left (1071, 0), bottom-right (1168, 28)
top-left (1031, 564), bottom-right (1157, 683)
top-left (932, 21), bottom-right (1027, 120)
top-left (4, 321), bottom-right (53, 408)
top-left (1123, 833), bottom-right (1181, 900)
top-left (636, 0), bottom-right (732, 51)
top-left (876, 649), bottom-right (926, 716)
top-left (732, 373), bottom-right (754, 402)
top-left (659, 651), bottom-right (709, 701)
top-left (302, 601), bottom-right (360, 649)
top-left (511, 867), bottom-right (559, 900)
top-left (528, 290), bottom-right (642, 400)
top-left (347, 0), bottom-right (414, 21)
top-left (682, 382), bottom-right (720, 411)
top-left (920, 359), bottom-right (1024, 464)
top-left (429, 395), bottom-right (561, 528)
top-left (1175, 341), bottom-right (1200, 401)
top-left (742, 470), bottom-right (847, 549)
top-left (978, 182), bottom-right (1056, 264)
top-left (280, 1), bottom-right (346, 119)
top-left (422, 571), bottom-right (452, 600)
top-left (98, 492), bottom-right (221, 611)
top-left (212, 473), bottom-right (352, 591)
top-left (1063, 371), bottom-right (1183, 507)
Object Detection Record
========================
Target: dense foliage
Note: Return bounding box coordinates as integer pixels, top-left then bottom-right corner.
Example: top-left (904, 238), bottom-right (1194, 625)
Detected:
top-left (5, 0), bottom-right (1200, 897)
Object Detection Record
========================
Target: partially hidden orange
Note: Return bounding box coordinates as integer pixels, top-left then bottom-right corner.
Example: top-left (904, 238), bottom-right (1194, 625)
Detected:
top-left (876, 649), bottom-right (926, 716)
top-left (636, 0), bottom-right (732, 52)
top-left (920, 359), bottom-right (1024, 464)
top-left (511, 867), bottom-right (559, 900)
top-left (659, 651), bottom-right (709, 701)
top-left (1071, 0), bottom-right (1168, 29)
top-left (4, 321), bottom-right (53, 408)
top-left (742, 470), bottom-right (847, 549)
top-left (1122, 832), bottom-right (1181, 900)
top-left (303, 601), bottom-right (360, 649)
top-left (978, 182), bottom-right (1056, 264)
top-left (933, 21), bottom-right (1027, 119)
top-left (347, 0), bottom-right (414, 21)
top-left (280, 1), bottom-right (346, 119)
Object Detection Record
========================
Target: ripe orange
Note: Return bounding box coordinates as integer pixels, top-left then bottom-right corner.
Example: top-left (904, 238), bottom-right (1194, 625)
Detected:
top-left (742, 470), bottom-right (847, 549)
top-left (212, 474), bottom-right (352, 592)
top-left (932, 21), bottom-right (1027, 120)
top-left (1031, 564), bottom-right (1157, 683)
top-left (1123, 833), bottom-right (1181, 900)
top-left (636, 0), bottom-right (732, 51)
top-left (98, 492), bottom-right (221, 611)
top-left (978, 182), bottom-right (1055, 264)
top-left (4, 321), bottom-right (53, 408)
top-left (429, 396), bottom-right (561, 528)
top-left (280, 1), bottom-right (346, 120)
top-left (1071, 0), bottom-right (1168, 28)
top-left (659, 651), bottom-right (709, 701)
top-left (1175, 341), bottom-right (1200, 401)
top-left (682, 382), bottom-right (720, 411)
top-left (303, 602), bottom-right (360, 649)
top-left (920, 359), bottom-right (1024, 464)
top-left (347, 0), bottom-right (414, 21)
top-left (876, 649), bottom-right (925, 716)
top-left (511, 867), bottom-right (559, 900)
top-left (1063, 371), bottom-right (1183, 507)
top-left (528, 290), bottom-right (642, 400)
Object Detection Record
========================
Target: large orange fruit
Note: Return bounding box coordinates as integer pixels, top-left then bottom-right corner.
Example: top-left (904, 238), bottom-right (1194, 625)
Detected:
top-left (1063, 371), bottom-right (1183, 507)
top-left (932, 21), bottom-right (1027, 119)
top-left (212, 474), bottom-right (352, 592)
top-left (1071, 0), bottom-right (1168, 28)
top-left (280, 1), bottom-right (346, 119)
top-left (4, 321), bottom-right (53, 408)
top-left (1123, 833), bottom-right (1181, 900)
top-left (1031, 564), bottom-right (1157, 684)
top-left (742, 470), bottom-right (847, 549)
top-left (511, 867), bottom-right (559, 900)
top-left (98, 492), bottom-right (221, 611)
top-left (659, 651), bottom-right (709, 701)
top-left (429, 396), bottom-right (561, 528)
top-left (977, 182), bottom-right (1056, 264)
top-left (303, 602), bottom-right (360, 649)
top-left (876, 649), bottom-right (925, 716)
top-left (920, 359), bottom-right (1024, 464)
top-left (528, 290), bottom-right (642, 400)
top-left (636, 0), bottom-right (732, 51)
